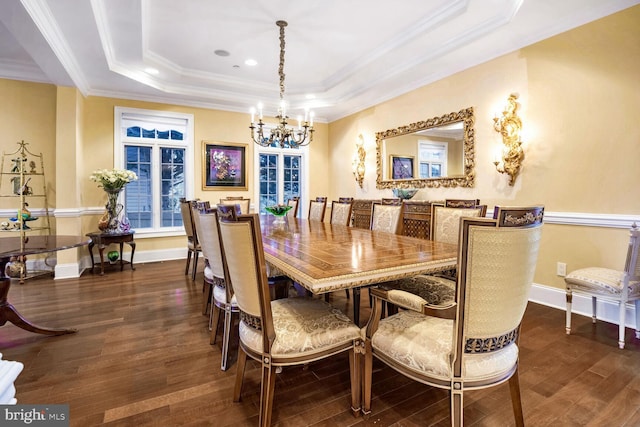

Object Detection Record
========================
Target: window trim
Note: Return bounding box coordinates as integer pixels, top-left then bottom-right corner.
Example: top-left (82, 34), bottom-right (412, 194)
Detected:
top-left (114, 106), bottom-right (195, 237)
top-left (253, 144), bottom-right (309, 217)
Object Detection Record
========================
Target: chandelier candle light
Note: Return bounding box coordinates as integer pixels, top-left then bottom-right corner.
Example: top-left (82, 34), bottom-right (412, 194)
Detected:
top-left (250, 21), bottom-right (314, 148)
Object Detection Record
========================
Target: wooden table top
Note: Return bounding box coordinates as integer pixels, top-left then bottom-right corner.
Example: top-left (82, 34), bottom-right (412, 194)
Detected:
top-left (260, 215), bottom-right (457, 294)
top-left (0, 235), bottom-right (89, 259)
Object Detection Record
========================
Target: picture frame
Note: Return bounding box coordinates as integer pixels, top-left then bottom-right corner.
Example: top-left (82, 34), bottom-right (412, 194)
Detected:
top-left (202, 141), bottom-right (247, 190)
top-left (389, 155), bottom-right (414, 180)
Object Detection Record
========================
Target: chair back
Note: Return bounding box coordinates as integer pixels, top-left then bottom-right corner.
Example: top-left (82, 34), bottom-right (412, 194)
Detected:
top-left (308, 199), bottom-right (327, 222)
top-left (430, 203), bottom-right (487, 245)
top-left (370, 202), bottom-right (403, 234)
top-left (624, 223), bottom-right (640, 295)
top-left (217, 213), bottom-right (275, 352)
top-left (445, 199), bottom-right (481, 209)
top-left (219, 198), bottom-right (250, 214)
top-left (454, 206), bottom-right (544, 374)
top-left (381, 198), bottom-right (402, 206)
top-left (196, 208), bottom-right (225, 280)
top-left (179, 198), bottom-right (197, 244)
top-left (330, 200), bottom-right (353, 226)
top-left (286, 197), bottom-right (299, 218)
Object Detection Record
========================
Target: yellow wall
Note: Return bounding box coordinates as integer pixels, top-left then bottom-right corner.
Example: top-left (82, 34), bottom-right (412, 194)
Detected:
top-left (328, 6), bottom-right (640, 290)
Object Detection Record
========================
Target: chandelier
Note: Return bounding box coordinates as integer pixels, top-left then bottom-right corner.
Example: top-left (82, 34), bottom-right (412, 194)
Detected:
top-left (250, 21), bottom-right (314, 148)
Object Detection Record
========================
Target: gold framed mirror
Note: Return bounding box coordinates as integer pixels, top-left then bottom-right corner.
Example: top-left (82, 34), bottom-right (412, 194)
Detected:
top-left (376, 107), bottom-right (475, 189)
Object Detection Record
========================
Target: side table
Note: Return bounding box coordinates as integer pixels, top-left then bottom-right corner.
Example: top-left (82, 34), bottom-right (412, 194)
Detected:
top-left (86, 231), bottom-right (136, 275)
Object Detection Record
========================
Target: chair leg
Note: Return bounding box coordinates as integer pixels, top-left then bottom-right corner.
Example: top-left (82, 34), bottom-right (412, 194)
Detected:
top-left (618, 300), bottom-right (627, 349)
top-left (591, 296), bottom-right (597, 323)
top-left (259, 360), bottom-right (277, 427)
top-left (185, 250), bottom-right (192, 275)
top-left (202, 281), bottom-right (212, 315)
top-left (362, 340), bottom-right (373, 417)
top-left (348, 345), bottom-right (362, 416)
top-left (191, 252), bottom-right (199, 281)
top-left (450, 387), bottom-right (463, 427)
top-left (565, 290), bottom-right (572, 334)
top-left (210, 305), bottom-right (221, 345)
top-left (635, 300), bottom-right (640, 340)
top-left (509, 368), bottom-right (525, 427)
top-left (221, 308), bottom-right (233, 371)
top-left (233, 347), bottom-right (247, 402)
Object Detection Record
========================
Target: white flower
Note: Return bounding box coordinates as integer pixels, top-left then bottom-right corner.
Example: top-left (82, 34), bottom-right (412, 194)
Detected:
top-left (90, 168), bottom-right (138, 191)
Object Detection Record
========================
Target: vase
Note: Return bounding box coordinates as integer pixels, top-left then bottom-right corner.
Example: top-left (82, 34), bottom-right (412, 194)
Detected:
top-left (99, 188), bottom-right (124, 233)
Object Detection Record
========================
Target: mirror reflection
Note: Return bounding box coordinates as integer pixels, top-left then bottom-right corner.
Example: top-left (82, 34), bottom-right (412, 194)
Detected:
top-left (376, 107), bottom-right (475, 189)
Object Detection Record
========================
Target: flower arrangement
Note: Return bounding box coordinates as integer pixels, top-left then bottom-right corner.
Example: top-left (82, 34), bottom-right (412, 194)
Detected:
top-left (90, 168), bottom-right (138, 191)
top-left (265, 204), bottom-right (292, 217)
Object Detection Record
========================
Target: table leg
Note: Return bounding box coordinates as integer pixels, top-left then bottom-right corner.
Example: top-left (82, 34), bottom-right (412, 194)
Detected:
top-left (119, 242), bottom-right (124, 271)
top-left (128, 242), bottom-right (136, 270)
top-left (0, 279), bottom-right (76, 336)
top-left (88, 240), bottom-right (96, 274)
top-left (98, 244), bottom-right (106, 276)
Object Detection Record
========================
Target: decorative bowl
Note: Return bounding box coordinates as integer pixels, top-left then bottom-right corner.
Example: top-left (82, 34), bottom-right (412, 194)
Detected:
top-left (265, 205), bottom-right (292, 217)
top-left (392, 188), bottom-right (418, 200)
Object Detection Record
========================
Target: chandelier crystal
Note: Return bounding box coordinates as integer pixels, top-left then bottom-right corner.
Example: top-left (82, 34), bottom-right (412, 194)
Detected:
top-left (250, 21), bottom-right (314, 148)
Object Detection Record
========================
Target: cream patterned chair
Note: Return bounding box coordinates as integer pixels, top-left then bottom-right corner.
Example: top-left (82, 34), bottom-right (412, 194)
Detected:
top-left (179, 198), bottom-right (201, 280)
top-left (308, 198), bottom-right (327, 222)
top-left (379, 202), bottom-right (487, 313)
top-left (363, 206), bottom-right (544, 426)
top-left (219, 197), bottom-right (250, 214)
top-left (564, 222), bottom-right (640, 349)
top-left (330, 200), bottom-right (353, 226)
top-left (370, 201), bottom-right (403, 234)
top-left (286, 197), bottom-right (299, 218)
top-left (217, 210), bottom-right (362, 426)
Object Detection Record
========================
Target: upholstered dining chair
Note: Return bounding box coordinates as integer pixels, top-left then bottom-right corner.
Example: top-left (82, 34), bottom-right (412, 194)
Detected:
top-left (195, 206), bottom-right (237, 372)
top-left (330, 200), bottom-right (353, 226)
top-left (370, 201), bottom-right (403, 234)
top-left (179, 198), bottom-right (201, 280)
top-left (379, 202), bottom-right (488, 314)
top-left (190, 200), bottom-right (211, 303)
top-left (308, 198), bottom-right (327, 222)
top-left (363, 206), bottom-right (544, 426)
top-left (286, 196), bottom-right (299, 218)
top-left (564, 222), bottom-right (640, 349)
top-left (217, 210), bottom-right (362, 426)
top-left (219, 197), bottom-right (250, 214)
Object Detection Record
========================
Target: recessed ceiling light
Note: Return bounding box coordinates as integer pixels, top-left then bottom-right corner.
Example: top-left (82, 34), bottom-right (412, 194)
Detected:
top-left (244, 59), bottom-right (257, 66)
top-left (214, 49), bottom-right (230, 57)
top-left (144, 67), bottom-right (159, 75)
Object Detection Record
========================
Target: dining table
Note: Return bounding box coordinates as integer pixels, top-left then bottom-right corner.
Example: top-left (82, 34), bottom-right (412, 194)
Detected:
top-left (259, 215), bottom-right (458, 324)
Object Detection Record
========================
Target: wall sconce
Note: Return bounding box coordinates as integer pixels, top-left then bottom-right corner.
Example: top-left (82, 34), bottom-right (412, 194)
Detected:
top-left (493, 93), bottom-right (525, 186)
top-left (352, 134), bottom-right (366, 188)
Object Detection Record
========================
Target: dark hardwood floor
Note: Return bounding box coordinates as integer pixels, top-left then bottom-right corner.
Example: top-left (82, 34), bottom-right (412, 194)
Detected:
top-left (1, 259), bottom-right (638, 426)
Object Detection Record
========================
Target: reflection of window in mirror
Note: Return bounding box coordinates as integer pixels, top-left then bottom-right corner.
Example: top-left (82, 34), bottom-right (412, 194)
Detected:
top-left (419, 142), bottom-right (447, 178)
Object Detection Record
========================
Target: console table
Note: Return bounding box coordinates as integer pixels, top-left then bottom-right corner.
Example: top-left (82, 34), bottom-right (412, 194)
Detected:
top-left (86, 231), bottom-right (136, 275)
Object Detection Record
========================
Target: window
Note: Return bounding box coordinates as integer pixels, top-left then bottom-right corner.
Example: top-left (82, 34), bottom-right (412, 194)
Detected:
top-left (418, 141), bottom-right (447, 178)
top-left (254, 145), bottom-right (308, 216)
top-left (115, 107), bottom-right (194, 235)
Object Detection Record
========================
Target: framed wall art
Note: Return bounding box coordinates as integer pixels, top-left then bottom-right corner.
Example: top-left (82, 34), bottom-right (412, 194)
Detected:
top-left (389, 155), bottom-right (414, 180)
top-left (202, 141), bottom-right (247, 190)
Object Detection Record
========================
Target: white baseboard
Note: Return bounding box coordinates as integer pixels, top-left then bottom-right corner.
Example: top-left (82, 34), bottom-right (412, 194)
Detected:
top-left (529, 282), bottom-right (638, 329)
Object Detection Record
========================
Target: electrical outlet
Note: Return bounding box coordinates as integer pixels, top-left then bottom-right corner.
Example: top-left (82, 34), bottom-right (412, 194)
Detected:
top-left (557, 262), bottom-right (567, 277)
